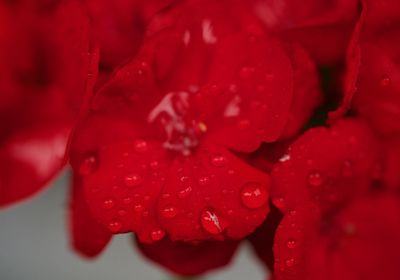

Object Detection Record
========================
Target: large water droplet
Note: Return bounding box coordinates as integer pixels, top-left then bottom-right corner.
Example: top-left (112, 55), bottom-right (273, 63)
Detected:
top-left (124, 173), bottom-right (143, 187)
top-left (308, 170), bottom-right (324, 188)
top-left (108, 221), bottom-right (122, 233)
top-left (200, 210), bottom-right (222, 235)
top-left (79, 154), bottom-right (98, 175)
top-left (150, 229), bottom-right (166, 241)
top-left (240, 183), bottom-right (268, 209)
top-left (161, 205), bottom-right (178, 218)
top-left (102, 198), bottom-right (115, 210)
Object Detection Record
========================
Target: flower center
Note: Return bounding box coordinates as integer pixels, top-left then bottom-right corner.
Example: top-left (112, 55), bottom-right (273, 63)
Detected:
top-left (148, 91), bottom-right (206, 155)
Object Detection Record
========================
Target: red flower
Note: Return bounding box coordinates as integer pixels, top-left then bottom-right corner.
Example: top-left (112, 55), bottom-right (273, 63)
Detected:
top-left (0, 0), bottom-right (96, 207)
top-left (69, 0), bottom-right (292, 246)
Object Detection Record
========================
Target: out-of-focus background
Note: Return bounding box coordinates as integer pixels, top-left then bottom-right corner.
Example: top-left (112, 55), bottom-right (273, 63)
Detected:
top-left (0, 172), bottom-right (266, 280)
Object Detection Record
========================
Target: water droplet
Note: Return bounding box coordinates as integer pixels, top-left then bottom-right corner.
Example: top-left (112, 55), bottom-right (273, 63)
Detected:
top-left (118, 209), bottom-right (127, 216)
top-left (108, 221), bottom-right (122, 233)
top-left (308, 170), bottom-right (324, 188)
top-left (79, 154), bottom-right (98, 175)
top-left (102, 199), bottom-right (115, 210)
top-left (380, 75), bottom-right (391, 87)
top-left (279, 154), bottom-right (291, 163)
top-left (198, 176), bottom-right (210, 186)
top-left (238, 119), bottom-right (250, 129)
top-left (240, 183), bottom-right (267, 209)
top-left (211, 154), bottom-right (227, 167)
top-left (177, 186), bottom-right (192, 199)
top-left (200, 210), bottom-right (222, 235)
top-left (123, 197), bottom-right (132, 204)
top-left (286, 238), bottom-right (297, 249)
top-left (239, 67), bottom-right (255, 80)
top-left (149, 160), bottom-right (159, 170)
top-left (150, 229), bottom-right (165, 241)
top-left (285, 257), bottom-right (295, 267)
top-left (134, 204), bottom-right (144, 212)
top-left (180, 176), bottom-right (189, 183)
top-left (124, 173), bottom-right (143, 187)
top-left (133, 139), bottom-right (148, 153)
top-left (342, 160), bottom-right (353, 178)
top-left (161, 205), bottom-right (178, 218)
top-left (272, 196), bottom-right (286, 210)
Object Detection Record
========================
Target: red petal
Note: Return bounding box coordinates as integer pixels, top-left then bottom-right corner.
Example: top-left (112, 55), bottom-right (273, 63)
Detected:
top-left (76, 140), bottom-right (170, 243)
top-left (280, 44), bottom-right (322, 139)
top-left (250, 0), bottom-right (359, 65)
top-left (273, 203), bottom-right (320, 280)
top-left (248, 203), bottom-right (283, 271)
top-left (271, 119), bottom-right (380, 213)
top-left (135, 236), bottom-right (239, 276)
top-left (157, 143), bottom-right (271, 241)
top-left (70, 174), bottom-right (112, 258)
top-left (274, 195), bottom-right (400, 280)
top-left (0, 0), bottom-right (95, 207)
top-left (147, 0), bottom-right (294, 152)
top-left (338, 0), bottom-right (400, 136)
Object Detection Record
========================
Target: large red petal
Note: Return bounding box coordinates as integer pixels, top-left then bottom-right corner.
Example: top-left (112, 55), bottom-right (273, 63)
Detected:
top-left (0, 0), bottom-right (96, 207)
top-left (271, 119), bottom-right (380, 213)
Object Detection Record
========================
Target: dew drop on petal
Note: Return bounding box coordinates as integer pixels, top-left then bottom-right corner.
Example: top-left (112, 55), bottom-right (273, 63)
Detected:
top-left (161, 205), bottom-right (178, 218)
top-left (198, 176), bottom-right (210, 186)
top-left (177, 186), bottom-right (192, 199)
top-left (380, 74), bottom-right (391, 87)
top-left (342, 160), bottom-right (353, 178)
top-left (240, 183), bottom-right (268, 209)
top-left (123, 197), bottom-right (132, 204)
top-left (286, 238), bottom-right (297, 249)
top-left (108, 221), bottom-right (122, 233)
top-left (118, 210), bottom-right (127, 216)
top-left (134, 204), bottom-right (144, 212)
top-left (133, 139), bottom-right (148, 153)
top-left (211, 154), bottom-right (227, 167)
top-left (308, 170), bottom-right (324, 188)
top-left (272, 196), bottom-right (286, 210)
top-left (285, 257), bottom-right (295, 267)
top-left (149, 160), bottom-right (159, 170)
top-left (79, 154), bottom-right (98, 175)
top-left (124, 173), bottom-right (143, 187)
top-left (102, 198), bottom-right (115, 210)
top-left (150, 229), bottom-right (166, 241)
top-left (200, 210), bottom-right (222, 235)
